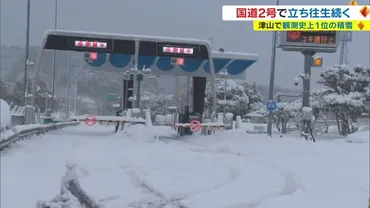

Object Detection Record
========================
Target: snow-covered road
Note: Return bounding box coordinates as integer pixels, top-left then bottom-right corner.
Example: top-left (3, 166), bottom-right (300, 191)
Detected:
top-left (1, 124), bottom-right (368, 208)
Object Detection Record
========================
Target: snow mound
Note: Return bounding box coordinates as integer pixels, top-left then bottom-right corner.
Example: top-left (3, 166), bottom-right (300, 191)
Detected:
top-left (117, 124), bottom-right (177, 143)
top-left (0, 99), bottom-right (11, 131)
top-left (346, 130), bottom-right (369, 143)
top-left (132, 108), bottom-right (141, 114)
top-left (36, 191), bottom-right (81, 208)
top-left (122, 124), bottom-right (155, 142)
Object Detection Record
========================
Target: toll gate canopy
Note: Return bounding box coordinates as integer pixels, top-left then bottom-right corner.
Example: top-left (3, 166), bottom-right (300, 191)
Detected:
top-left (41, 30), bottom-right (258, 80)
top-left (31, 30), bottom-right (259, 113)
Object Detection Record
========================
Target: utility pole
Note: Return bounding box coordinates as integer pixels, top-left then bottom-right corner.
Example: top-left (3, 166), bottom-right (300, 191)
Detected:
top-left (134, 40), bottom-right (140, 108)
top-left (339, 32), bottom-right (352, 65)
top-left (267, 0), bottom-right (280, 137)
top-left (220, 68), bottom-right (228, 120)
top-left (74, 76), bottom-right (78, 116)
top-left (50, 0), bottom-right (58, 111)
top-left (301, 51), bottom-right (315, 138)
top-left (174, 76), bottom-right (180, 126)
top-left (23, 0), bottom-right (31, 124)
top-left (66, 52), bottom-right (71, 118)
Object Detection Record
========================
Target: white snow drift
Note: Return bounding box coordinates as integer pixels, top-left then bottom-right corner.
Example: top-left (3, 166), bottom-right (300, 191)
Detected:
top-left (1, 124), bottom-right (368, 208)
top-left (0, 99), bottom-right (11, 131)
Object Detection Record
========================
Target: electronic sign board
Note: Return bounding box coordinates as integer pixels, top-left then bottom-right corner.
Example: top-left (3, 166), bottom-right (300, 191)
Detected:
top-left (138, 41), bottom-right (209, 59)
top-left (277, 31), bottom-right (341, 53)
top-left (285, 31), bottom-right (337, 45)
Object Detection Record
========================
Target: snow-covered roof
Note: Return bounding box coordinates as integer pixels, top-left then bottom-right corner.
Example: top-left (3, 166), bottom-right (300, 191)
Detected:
top-left (41, 30), bottom-right (258, 80)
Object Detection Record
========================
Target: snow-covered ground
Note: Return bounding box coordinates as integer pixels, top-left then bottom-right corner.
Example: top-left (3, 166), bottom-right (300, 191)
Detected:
top-left (1, 124), bottom-right (368, 208)
top-left (0, 99), bottom-right (11, 130)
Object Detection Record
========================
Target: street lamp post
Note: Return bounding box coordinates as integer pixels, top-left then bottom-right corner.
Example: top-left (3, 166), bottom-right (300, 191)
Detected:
top-left (73, 74), bottom-right (79, 116)
top-left (43, 92), bottom-right (52, 111)
top-left (23, 60), bottom-right (34, 124)
top-left (74, 71), bottom-right (94, 116)
top-left (23, 0), bottom-right (31, 124)
top-left (267, 0), bottom-right (280, 137)
top-left (24, 60), bottom-right (35, 101)
top-left (50, 0), bottom-right (58, 111)
top-left (66, 52), bottom-right (71, 118)
top-left (219, 69), bottom-right (228, 121)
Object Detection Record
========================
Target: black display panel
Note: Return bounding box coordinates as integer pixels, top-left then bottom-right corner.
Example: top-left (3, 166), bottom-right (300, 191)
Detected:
top-left (44, 35), bottom-right (135, 54)
top-left (139, 41), bottom-right (209, 59)
top-left (285, 31), bottom-right (336, 44)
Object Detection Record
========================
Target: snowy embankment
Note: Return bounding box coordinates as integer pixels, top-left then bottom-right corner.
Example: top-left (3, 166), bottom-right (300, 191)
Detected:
top-left (0, 122), bottom-right (79, 142)
top-left (0, 99), bottom-right (41, 140)
top-left (346, 128), bottom-right (370, 143)
top-left (0, 99), bottom-right (11, 131)
top-left (1, 124), bottom-right (368, 208)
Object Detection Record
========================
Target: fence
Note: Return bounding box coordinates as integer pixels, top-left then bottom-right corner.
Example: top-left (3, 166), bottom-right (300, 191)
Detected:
top-left (9, 103), bottom-right (46, 126)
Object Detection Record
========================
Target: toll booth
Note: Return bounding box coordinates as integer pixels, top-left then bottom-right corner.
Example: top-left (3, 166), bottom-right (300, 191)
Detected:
top-left (122, 74), bottom-right (134, 110)
top-left (30, 30), bottom-right (258, 136)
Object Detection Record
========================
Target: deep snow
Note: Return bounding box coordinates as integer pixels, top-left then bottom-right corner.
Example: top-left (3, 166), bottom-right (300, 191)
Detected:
top-left (0, 99), bottom-right (11, 130)
top-left (0, 124), bottom-right (368, 208)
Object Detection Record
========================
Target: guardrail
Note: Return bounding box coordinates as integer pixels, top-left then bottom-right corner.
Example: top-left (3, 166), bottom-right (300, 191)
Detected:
top-left (0, 121), bottom-right (80, 151)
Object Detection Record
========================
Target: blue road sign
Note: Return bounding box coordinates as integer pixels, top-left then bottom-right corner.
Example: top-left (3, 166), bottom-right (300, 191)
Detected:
top-left (266, 100), bottom-right (277, 111)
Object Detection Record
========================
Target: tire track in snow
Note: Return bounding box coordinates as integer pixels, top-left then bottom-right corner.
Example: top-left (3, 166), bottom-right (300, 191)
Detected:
top-left (131, 135), bottom-right (304, 207)
top-left (37, 163), bottom-right (100, 208)
top-left (224, 158), bottom-right (305, 208)
top-left (124, 168), bottom-right (188, 208)
top-left (122, 165), bottom-right (240, 207)
top-left (171, 166), bottom-right (241, 200)
top-left (229, 171), bottom-right (302, 208)
top-left (160, 139), bottom-right (305, 208)
top-left (158, 137), bottom-right (257, 157)
top-left (119, 147), bottom-right (242, 205)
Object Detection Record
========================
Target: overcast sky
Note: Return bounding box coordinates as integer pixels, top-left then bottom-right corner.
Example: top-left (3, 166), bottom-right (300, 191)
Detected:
top-left (1, 0), bottom-right (369, 88)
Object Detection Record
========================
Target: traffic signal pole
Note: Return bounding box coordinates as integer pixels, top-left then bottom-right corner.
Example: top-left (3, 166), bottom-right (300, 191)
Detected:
top-left (301, 51), bottom-right (315, 139)
top-left (267, 0), bottom-right (280, 137)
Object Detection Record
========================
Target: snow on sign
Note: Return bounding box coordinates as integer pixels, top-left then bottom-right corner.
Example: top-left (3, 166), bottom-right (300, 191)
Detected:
top-left (74, 41), bottom-right (107, 49)
top-left (266, 100), bottom-right (277, 111)
top-left (162, 46), bottom-right (194, 54)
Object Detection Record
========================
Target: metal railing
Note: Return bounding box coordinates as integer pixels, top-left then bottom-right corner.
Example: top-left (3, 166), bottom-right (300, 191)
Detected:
top-left (0, 121), bottom-right (79, 151)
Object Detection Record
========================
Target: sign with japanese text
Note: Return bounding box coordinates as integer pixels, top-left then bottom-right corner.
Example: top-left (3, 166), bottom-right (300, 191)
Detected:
top-left (277, 31), bottom-right (341, 53)
top-left (285, 31), bottom-right (336, 44)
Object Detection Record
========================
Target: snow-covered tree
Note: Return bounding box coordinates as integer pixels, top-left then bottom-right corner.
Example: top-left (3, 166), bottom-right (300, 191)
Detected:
top-left (0, 80), bottom-right (12, 101)
top-left (2, 79), bottom-right (60, 112)
top-left (269, 100), bottom-right (301, 133)
top-left (317, 65), bottom-right (370, 135)
top-left (308, 89), bottom-right (331, 133)
top-left (141, 94), bottom-right (167, 115)
top-left (204, 79), bottom-right (249, 117)
top-left (241, 82), bottom-right (264, 112)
